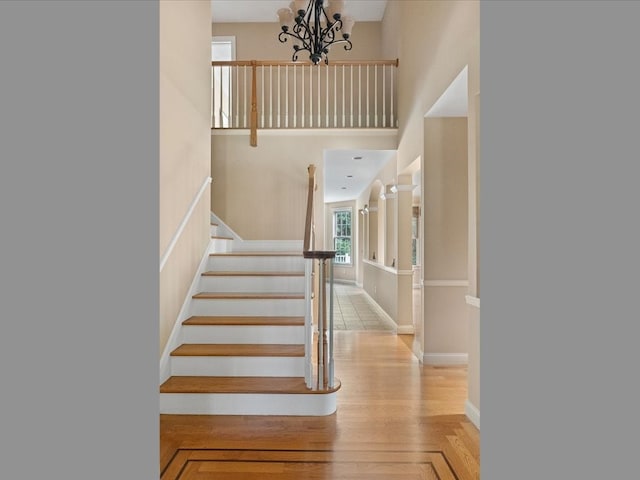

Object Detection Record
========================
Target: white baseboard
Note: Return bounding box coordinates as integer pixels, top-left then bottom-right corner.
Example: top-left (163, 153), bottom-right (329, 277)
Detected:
top-left (465, 295), bottom-right (480, 308)
top-left (396, 325), bottom-right (415, 334)
top-left (334, 279), bottom-right (356, 285)
top-left (465, 399), bottom-right (480, 430)
top-left (159, 239), bottom-right (213, 384)
top-left (360, 289), bottom-right (398, 331)
top-left (230, 239), bottom-right (303, 252)
top-left (422, 352), bottom-right (468, 365)
top-left (355, 282), bottom-right (363, 288)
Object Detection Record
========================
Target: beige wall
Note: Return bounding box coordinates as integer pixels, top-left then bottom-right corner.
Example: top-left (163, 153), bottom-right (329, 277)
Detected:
top-left (160, 0), bottom-right (212, 355)
top-left (421, 117), bottom-right (468, 356)
top-left (379, 0), bottom-right (479, 417)
top-left (211, 131), bottom-right (396, 241)
top-left (212, 22), bottom-right (383, 61)
top-left (423, 117), bottom-right (468, 280)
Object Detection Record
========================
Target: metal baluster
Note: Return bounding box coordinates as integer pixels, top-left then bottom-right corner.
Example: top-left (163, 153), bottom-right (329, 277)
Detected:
top-left (328, 256), bottom-right (334, 388)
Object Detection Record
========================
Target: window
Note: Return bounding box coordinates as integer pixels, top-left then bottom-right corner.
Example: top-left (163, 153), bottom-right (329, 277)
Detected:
top-left (211, 36), bottom-right (235, 128)
top-left (333, 208), bottom-right (352, 265)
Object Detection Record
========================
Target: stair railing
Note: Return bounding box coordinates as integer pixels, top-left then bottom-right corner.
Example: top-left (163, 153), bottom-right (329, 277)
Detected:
top-left (303, 164), bottom-right (336, 390)
top-left (212, 59), bottom-right (399, 147)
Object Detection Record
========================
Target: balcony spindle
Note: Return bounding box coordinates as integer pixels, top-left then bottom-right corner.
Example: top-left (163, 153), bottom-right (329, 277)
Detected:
top-left (383, 65), bottom-right (386, 128)
top-left (350, 65), bottom-right (353, 127)
top-left (374, 64), bottom-right (378, 127)
top-left (317, 65), bottom-right (321, 127)
top-left (309, 64), bottom-right (312, 127)
top-left (325, 66), bottom-right (329, 128)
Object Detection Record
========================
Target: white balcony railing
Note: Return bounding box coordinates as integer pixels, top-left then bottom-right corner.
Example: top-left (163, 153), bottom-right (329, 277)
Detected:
top-left (212, 59), bottom-right (399, 146)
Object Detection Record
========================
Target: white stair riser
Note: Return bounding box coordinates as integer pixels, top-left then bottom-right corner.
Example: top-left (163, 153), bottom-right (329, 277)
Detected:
top-left (229, 240), bottom-right (303, 252)
top-left (182, 325), bottom-right (304, 344)
top-left (190, 298), bottom-right (305, 316)
top-left (170, 356), bottom-right (304, 376)
top-left (199, 275), bottom-right (304, 293)
top-left (210, 225), bottom-right (218, 236)
top-left (210, 238), bottom-right (232, 252)
top-left (160, 392), bottom-right (337, 415)
top-left (207, 256), bottom-right (305, 272)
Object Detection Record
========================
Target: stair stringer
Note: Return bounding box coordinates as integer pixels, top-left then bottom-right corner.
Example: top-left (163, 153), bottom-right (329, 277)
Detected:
top-left (160, 239), bottom-right (214, 385)
top-left (210, 211), bottom-right (242, 240)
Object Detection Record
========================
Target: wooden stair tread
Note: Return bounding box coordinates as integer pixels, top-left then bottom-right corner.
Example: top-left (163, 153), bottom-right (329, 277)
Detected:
top-left (183, 316), bottom-right (304, 326)
top-left (170, 344), bottom-right (304, 357)
top-left (160, 376), bottom-right (340, 394)
top-left (211, 235), bottom-right (234, 240)
top-left (193, 292), bottom-right (304, 299)
top-left (209, 251), bottom-right (302, 257)
top-left (202, 271), bottom-right (304, 277)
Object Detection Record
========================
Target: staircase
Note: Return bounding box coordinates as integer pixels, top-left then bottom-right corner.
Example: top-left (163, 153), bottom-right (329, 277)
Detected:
top-left (159, 221), bottom-right (340, 416)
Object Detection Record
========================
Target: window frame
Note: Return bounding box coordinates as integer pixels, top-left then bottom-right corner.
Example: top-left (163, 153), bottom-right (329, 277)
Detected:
top-left (211, 36), bottom-right (236, 128)
top-left (332, 207), bottom-right (353, 266)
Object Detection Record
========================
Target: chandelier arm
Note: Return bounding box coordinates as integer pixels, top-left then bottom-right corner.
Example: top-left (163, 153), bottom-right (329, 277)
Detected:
top-left (277, 0), bottom-right (353, 65)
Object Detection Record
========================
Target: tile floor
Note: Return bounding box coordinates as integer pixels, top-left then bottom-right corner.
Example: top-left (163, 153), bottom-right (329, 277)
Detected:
top-left (331, 283), bottom-right (396, 331)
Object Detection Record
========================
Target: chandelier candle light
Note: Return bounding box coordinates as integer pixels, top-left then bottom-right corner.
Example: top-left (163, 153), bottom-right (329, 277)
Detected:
top-left (277, 0), bottom-right (355, 65)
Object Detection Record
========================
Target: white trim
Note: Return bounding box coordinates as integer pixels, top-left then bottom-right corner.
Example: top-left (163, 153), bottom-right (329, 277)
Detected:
top-left (422, 353), bottom-right (468, 365)
top-left (211, 128), bottom-right (398, 137)
top-left (334, 279), bottom-right (357, 285)
top-left (228, 239), bottom-right (302, 252)
top-left (423, 280), bottom-right (469, 287)
top-left (159, 239), bottom-right (213, 384)
top-left (367, 206), bottom-right (379, 212)
top-left (210, 211), bottom-right (242, 241)
top-left (160, 176), bottom-right (212, 272)
top-left (390, 184), bottom-right (417, 193)
top-left (397, 270), bottom-right (413, 276)
top-left (465, 399), bottom-right (480, 430)
top-left (396, 325), bottom-right (415, 334)
top-left (360, 289), bottom-right (398, 330)
top-left (363, 259), bottom-right (396, 275)
top-left (465, 295), bottom-right (480, 308)
top-left (160, 391), bottom-right (337, 416)
top-left (355, 282), bottom-right (363, 288)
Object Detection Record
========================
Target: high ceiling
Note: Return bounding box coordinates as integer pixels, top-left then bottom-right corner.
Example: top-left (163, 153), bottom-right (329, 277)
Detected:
top-left (211, 1), bottom-right (388, 24)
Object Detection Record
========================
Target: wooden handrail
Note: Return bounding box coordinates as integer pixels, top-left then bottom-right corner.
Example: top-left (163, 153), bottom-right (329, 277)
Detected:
top-left (304, 164), bottom-right (316, 253)
top-left (212, 59), bottom-right (399, 67)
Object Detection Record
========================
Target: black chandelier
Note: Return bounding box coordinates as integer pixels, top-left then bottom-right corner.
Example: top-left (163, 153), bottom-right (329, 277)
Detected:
top-left (277, 0), bottom-right (355, 65)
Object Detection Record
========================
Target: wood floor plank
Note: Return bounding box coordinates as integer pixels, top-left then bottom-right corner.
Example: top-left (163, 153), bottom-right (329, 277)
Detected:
top-left (159, 376), bottom-right (341, 394)
top-left (202, 271), bottom-right (304, 276)
top-left (192, 292), bottom-right (304, 299)
top-left (160, 331), bottom-right (479, 479)
top-left (182, 316), bottom-right (304, 326)
top-left (170, 344), bottom-right (304, 357)
top-left (209, 252), bottom-right (302, 257)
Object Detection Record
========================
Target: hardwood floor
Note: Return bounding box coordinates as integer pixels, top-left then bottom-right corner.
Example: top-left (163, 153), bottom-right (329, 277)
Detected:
top-left (160, 330), bottom-right (480, 479)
